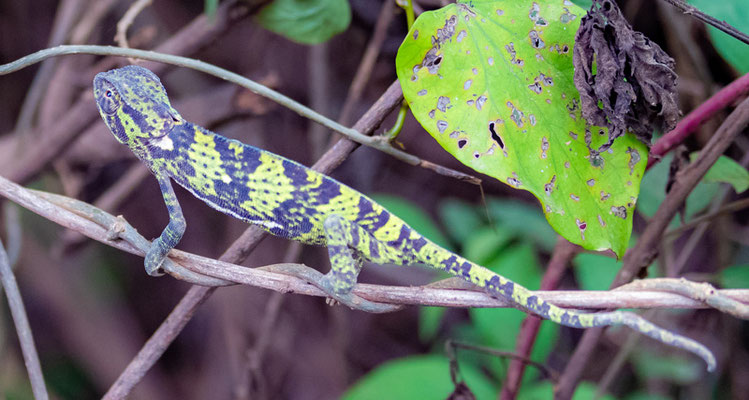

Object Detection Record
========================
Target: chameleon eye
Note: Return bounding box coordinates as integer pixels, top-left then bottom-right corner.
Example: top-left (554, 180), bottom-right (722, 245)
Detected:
top-left (105, 90), bottom-right (113, 98)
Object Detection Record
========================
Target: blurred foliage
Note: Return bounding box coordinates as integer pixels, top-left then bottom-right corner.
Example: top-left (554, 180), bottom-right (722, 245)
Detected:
top-left (256, 0), bottom-right (351, 45)
top-left (341, 355), bottom-right (496, 400)
top-left (689, 0), bottom-right (749, 73)
top-left (690, 153), bottom-right (749, 193)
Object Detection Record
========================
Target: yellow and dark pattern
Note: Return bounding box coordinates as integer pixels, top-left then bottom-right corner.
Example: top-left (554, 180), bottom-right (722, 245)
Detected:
top-left (92, 66), bottom-right (714, 371)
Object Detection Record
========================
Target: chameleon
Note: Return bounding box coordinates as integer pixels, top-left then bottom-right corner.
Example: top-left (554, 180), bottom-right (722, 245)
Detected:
top-left (93, 65), bottom-right (715, 371)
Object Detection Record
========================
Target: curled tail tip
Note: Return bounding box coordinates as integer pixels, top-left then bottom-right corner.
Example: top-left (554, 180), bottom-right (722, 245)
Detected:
top-left (704, 352), bottom-right (717, 373)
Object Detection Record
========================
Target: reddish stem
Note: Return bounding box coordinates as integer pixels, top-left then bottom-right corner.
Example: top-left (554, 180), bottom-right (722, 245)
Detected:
top-left (500, 239), bottom-right (580, 399)
top-left (648, 72), bottom-right (749, 169)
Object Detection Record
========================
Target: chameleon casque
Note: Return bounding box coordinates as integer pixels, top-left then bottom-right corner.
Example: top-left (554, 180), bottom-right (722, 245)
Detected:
top-left (93, 65), bottom-right (715, 370)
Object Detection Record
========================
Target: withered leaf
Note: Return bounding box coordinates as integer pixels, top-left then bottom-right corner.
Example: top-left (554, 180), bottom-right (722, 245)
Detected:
top-left (574, 0), bottom-right (679, 151)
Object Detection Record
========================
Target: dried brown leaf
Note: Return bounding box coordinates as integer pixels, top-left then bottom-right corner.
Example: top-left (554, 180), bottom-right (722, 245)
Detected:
top-left (574, 0), bottom-right (679, 151)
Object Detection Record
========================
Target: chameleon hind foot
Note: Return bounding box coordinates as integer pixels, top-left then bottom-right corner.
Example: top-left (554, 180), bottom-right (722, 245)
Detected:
top-left (262, 263), bottom-right (398, 313)
top-left (317, 273), bottom-right (401, 313)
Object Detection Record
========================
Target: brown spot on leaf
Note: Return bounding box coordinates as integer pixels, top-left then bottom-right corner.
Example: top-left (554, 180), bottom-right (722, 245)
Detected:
top-left (437, 120), bottom-right (448, 133)
top-left (544, 175), bottom-right (556, 196)
top-left (437, 96), bottom-right (451, 112)
top-left (611, 205), bottom-right (627, 219)
top-left (529, 30), bottom-right (545, 49)
top-left (626, 146), bottom-right (641, 175)
top-left (506, 101), bottom-right (525, 127)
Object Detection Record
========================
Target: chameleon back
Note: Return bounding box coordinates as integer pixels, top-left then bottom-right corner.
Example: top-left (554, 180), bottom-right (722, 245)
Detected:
top-left (94, 65), bottom-right (423, 251)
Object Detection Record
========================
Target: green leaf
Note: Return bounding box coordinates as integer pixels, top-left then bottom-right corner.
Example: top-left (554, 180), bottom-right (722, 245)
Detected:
top-left (570, 0), bottom-right (593, 11)
top-left (470, 243), bottom-right (558, 379)
top-left (573, 252), bottom-right (620, 290)
top-left (341, 355), bottom-right (496, 400)
top-left (624, 393), bottom-right (672, 400)
top-left (719, 264), bottom-right (749, 289)
top-left (418, 306), bottom-right (446, 342)
top-left (637, 154), bottom-right (720, 222)
top-left (256, 0), bottom-right (351, 45)
top-left (691, 152), bottom-right (749, 193)
top-left (462, 225), bottom-right (513, 265)
top-left (689, 1), bottom-right (749, 73)
top-left (370, 194), bottom-right (453, 250)
top-left (438, 198), bottom-right (484, 243)
top-left (632, 353), bottom-right (701, 384)
top-left (204, 0), bottom-right (218, 17)
top-left (517, 381), bottom-right (615, 400)
top-left (396, 0), bottom-right (647, 257)
top-left (486, 198), bottom-right (558, 251)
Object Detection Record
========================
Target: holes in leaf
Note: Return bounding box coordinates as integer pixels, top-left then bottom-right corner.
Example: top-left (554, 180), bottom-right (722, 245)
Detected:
top-left (544, 175), bottom-right (556, 196)
top-left (611, 206), bottom-right (627, 219)
top-left (437, 120), bottom-right (448, 133)
top-left (489, 121), bottom-right (504, 149)
top-left (457, 139), bottom-right (467, 149)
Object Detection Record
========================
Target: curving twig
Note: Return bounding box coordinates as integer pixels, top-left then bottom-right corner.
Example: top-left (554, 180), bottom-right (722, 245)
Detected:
top-left (660, 0), bottom-right (749, 45)
top-left (0, 238), bottom-right (49, 400)
top-left (618, 278), bottom-right (749, 320)
top-left (0, 45), bottom-right (476, 184)
top-left (1, 174), bottom-right (748, 311)
top-left (115, 0), bottom-right (153, 56)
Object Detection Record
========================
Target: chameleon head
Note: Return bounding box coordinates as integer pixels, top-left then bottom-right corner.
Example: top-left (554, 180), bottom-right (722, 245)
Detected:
top-left (93, 65), bottom-right (182, 158)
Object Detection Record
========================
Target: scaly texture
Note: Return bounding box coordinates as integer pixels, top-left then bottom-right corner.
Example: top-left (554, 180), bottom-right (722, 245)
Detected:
top-left (93, 65), bottom-right (715, 371)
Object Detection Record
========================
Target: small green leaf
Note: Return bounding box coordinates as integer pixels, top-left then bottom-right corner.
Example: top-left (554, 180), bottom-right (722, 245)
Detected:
top-left (691, 152), bottom-right (749, 193)
top-left (637, 154), bottom-right (720, 222)
top-left (204, 0), bottom-right (218, 17)
top-left (719, 264), bottom-right (749, 289)
top-left (486, 199), bottom-right (557, 251)
top-left (418, 306), bottom-right (446, 342)
top-left (688, 1), bottom-right (749, 73)
top-left (573, 252), bottom-right (620, 290)
top-left (371, 194), bottom-right (452, 250)
top-left (570, 0), bottom-right (593, 10)
top-left (470, 243), bottom-right (558, 379)
top-left (438, 198), bottom-right (484, 243)
top-left (256, 0), bottom-right (351, 45)
top-left (396, 1), bottom-right (647, 257)
top-left (463, 226), bottom-right (513, 265)
top-left (624, 393), bottom-right (672, 400)
top-left (341, 355), bottom-right (496, 400)
top-left (517, 381), bottom-right (615, 400)
top-left (632, 353), bottom-right (701, 384)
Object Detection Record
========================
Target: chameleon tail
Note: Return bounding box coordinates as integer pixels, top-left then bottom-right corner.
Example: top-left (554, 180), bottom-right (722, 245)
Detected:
top-left (419, 244), bottom-right (716, 371)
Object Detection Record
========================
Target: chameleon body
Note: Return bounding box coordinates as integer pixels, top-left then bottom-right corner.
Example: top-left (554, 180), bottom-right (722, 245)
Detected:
top-left (93, 65), bottom-right (715, 370)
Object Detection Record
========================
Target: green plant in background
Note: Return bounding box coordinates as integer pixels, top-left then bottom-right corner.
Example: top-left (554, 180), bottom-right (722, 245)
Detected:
top-left (256, 0), bottom-right (352, 45)
top-left (395, 0), bottom-right (647, 257)
top-left (689, 1), bottom-right (749, 73)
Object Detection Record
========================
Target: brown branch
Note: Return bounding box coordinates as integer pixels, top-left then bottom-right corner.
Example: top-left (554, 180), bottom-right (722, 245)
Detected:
top-left (501, 238), bottom-right (580, 400)
top-left (3, 174), bottom-right (749, 311)
top-left (660, 0), bottom-right (749, 45)
top-left (555, 95), bottom-right (749, 399)
top-left (115, 0), bottom-right (152, 51)
top-left (619, 278), bottom-right (749, 319)
top-left (0, 239), bottom-right (49, 400)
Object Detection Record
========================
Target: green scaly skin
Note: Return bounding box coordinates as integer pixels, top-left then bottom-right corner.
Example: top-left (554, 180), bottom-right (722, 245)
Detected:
top-left (93, 65), bottom-right (715, 371)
